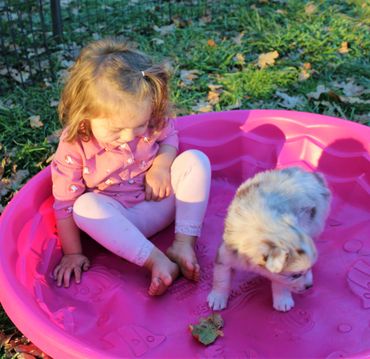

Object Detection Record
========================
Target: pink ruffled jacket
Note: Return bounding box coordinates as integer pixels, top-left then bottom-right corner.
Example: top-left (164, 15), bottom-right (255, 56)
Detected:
top-left (51, 119), bottom-right (179, 219)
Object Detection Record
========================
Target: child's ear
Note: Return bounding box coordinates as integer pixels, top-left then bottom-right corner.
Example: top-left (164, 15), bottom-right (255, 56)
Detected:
top-left (265, 247), bottom-right (288, 273)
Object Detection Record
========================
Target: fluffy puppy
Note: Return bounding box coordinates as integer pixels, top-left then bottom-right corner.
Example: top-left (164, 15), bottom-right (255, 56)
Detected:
top-left (207, 167), bottom-right (331, 312)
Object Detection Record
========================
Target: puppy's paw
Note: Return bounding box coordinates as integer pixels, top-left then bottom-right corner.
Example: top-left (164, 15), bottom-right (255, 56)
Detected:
top-left (207, 290), bottom-right (229, 310)
top-left (273, 293), bottom-right (295, 312)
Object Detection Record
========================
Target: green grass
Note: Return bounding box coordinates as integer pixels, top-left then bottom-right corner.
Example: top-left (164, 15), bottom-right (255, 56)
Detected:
top-left (0, 0), bottom-right (369, 356)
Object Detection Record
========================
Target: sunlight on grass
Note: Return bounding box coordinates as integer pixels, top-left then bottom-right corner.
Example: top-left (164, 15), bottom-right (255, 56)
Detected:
top-left (220, 66), bottom-right (298, 101)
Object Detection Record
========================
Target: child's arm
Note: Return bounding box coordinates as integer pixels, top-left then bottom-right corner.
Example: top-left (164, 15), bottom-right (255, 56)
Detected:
top-left (145, 144), bottom-right (177, 201)
top-left (53, 212), bottom-right (90, 287)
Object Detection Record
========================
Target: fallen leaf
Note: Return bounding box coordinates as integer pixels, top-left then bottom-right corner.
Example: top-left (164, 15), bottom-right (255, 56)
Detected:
top-left (233, 53), bottom-right (245, 65)
top-left (180, 69), bottom-right (199, 85)
top-left (152, 38), bottom-right (164, 45)
top-left (298, 62), bottom-right (312, 81)
top-left (331, 79), bottom-right (365, 97)
top-left (258, 51), bottom-right (279, 69)
top-left (339, 96), bottom-right (370, 105)
top-left (339, 41), bottom-right (350, 54)
top-left (207, 85), bottom-right (222, 105)
top-left (14, 343), bottom-right (44, 357)
top-left (29, 115), bottom-right (43, 128)
top-left (276, 9), bottom-right (287, 15)
top-left (207, 39), bottom-right (217, 47)
top-left (10, 169), bottom-right (30, 189)
top-left (9, 69), bottom-right (29, 83)
top-left (199, 15), bottom-right (212, 25)
top-left (60, 59), bottom-right (75, 69)
top-left (276, 91), bottom-right (306, 109)
top-left (192, 100), bottom-right (213, 113)
top-left (46, 129), bottom-right (62, 144)
top-left (232, 32), bottom-right (244, 45)
top-left (189, 313), bottom-right (224, 346)
top-left (153, 24), bottom-right (176, 36)
top-left (50, 100), bottom-right (59, 107)
top-left (0, 332), bottom-right (14, 348)
top-left (307, 85), bottom-right (330, 100)
top-left (305, 3), bottom-right (316, 15)
top-left (299, 71), bottom-right (309, 81)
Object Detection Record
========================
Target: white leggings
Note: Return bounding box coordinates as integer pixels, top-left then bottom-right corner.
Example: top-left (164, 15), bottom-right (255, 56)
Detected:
top-left (73, 150), bottom-right (211, 266)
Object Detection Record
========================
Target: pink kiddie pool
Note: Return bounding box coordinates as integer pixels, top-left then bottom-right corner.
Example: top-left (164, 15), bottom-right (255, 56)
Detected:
top-left (0, 110), bottom-right (369, 358)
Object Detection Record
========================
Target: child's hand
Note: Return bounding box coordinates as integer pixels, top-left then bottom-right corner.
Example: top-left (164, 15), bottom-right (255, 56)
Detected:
top-left (145, 166), bottom-right (172, 201)
top-left (53, 253), bottom-right (90, 287)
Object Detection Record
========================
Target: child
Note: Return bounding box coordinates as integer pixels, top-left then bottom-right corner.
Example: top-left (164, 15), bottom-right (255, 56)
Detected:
top-left (51, 38), bottom-right (211, 296)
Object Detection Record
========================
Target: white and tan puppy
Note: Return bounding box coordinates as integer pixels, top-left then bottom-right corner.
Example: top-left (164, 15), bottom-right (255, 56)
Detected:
top-left (207, 167), bottom-right (331, 312)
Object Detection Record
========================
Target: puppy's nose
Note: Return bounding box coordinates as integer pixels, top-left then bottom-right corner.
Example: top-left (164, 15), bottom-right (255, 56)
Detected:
top-left (305, 284), bottom-right (313, 290)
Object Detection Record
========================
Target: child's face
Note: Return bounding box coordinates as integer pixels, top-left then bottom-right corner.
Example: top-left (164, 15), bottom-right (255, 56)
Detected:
top-left (90, 99), bottom-right (152, 145)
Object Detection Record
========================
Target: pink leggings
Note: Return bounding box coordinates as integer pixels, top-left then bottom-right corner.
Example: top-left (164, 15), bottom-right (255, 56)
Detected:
top-left (73, 150), bottom-right (211, 266)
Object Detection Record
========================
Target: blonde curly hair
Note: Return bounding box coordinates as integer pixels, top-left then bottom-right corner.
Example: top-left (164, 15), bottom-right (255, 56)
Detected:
top-left (58, 38), bottom-right (173, 142)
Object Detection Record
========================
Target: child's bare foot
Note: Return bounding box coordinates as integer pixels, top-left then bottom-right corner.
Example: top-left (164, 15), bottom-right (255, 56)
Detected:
top-left (166, 234), bottom-right (200, 282)
top-left (144, 247), bottom-right (179, 296)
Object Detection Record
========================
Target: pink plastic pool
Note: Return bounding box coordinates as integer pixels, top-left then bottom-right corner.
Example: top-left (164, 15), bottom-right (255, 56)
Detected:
top-left (0, 110), bottom-right (369, 358)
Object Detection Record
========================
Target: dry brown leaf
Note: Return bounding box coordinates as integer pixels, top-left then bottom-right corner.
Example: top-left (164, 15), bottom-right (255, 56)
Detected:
top-left (299, 63), bottom-right (312, 81)
top-left (207, 84), bottom-right (223, 105)
top-left (276, 9), bottom-right (287, 15)
top-left (14, 343), bottom-right (45, 357)
top-left (180, 70), bottom-right (200, 85)
top-left (207, 39), bottom-right (217, 47)
top-left (29, 115), bottom-right (43, 129)
top-left (299, 69), bottom-right (310, 81)
top-left (258, 51), bottom-right (279, 69)
top-left (207, 91), bottom-right (220, 105)
top-left (192, 100), bottom-right (213, 113)
top-left (305, 3), bottom-right (316, 15)
top-left (339, 41), bottom-right (350, 54)
top-left (233, 53), bottom-right (245, 65)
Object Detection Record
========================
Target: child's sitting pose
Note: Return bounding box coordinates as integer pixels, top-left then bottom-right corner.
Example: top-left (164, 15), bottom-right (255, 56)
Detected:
top-left (51, 38), bottom-right (211, 295)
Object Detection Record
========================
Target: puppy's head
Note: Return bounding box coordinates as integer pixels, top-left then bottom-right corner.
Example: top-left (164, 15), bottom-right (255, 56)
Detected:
top-left (257, 216), bottom-right (318, 293)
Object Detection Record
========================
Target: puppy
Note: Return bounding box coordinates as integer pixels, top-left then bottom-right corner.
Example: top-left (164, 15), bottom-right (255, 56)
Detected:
top-left (207, 167), bottom-right (331, 312)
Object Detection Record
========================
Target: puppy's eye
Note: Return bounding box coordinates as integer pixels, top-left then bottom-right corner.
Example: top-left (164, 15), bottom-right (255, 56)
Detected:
top-left (291, 273), bottom-right (303, 279)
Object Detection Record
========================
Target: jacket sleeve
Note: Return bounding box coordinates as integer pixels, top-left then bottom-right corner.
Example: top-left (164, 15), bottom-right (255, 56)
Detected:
top-left (51, 133), bottom-right (85, 219)
top-left (156, 119), bottom-right (179, 150)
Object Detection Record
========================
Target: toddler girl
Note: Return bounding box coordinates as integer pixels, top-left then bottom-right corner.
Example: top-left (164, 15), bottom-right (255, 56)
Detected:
top-left (51, 38), bottom-right (211, 296)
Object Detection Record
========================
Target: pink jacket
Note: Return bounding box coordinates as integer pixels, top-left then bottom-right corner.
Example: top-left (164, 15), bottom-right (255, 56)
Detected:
top-left (51, 119), bottom-right (178, 219)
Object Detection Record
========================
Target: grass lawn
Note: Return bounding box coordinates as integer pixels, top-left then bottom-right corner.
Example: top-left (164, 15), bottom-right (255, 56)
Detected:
top-left (0, 0), bottom-right (369, 357)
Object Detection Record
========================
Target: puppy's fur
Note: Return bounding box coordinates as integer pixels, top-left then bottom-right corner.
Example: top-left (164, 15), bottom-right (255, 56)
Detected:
top-left (207, 167), bottom-right (331, 312)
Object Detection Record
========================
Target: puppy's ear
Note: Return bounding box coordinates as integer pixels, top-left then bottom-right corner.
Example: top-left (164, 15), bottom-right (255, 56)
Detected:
top-left (265, 247), bottom-right (288, 273)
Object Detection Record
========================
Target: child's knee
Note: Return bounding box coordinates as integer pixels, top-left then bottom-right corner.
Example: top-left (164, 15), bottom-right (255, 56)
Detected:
top-left (179, 149), bottom-right (211, 171)
top-left (73, 192), bottom-right (113, 219)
